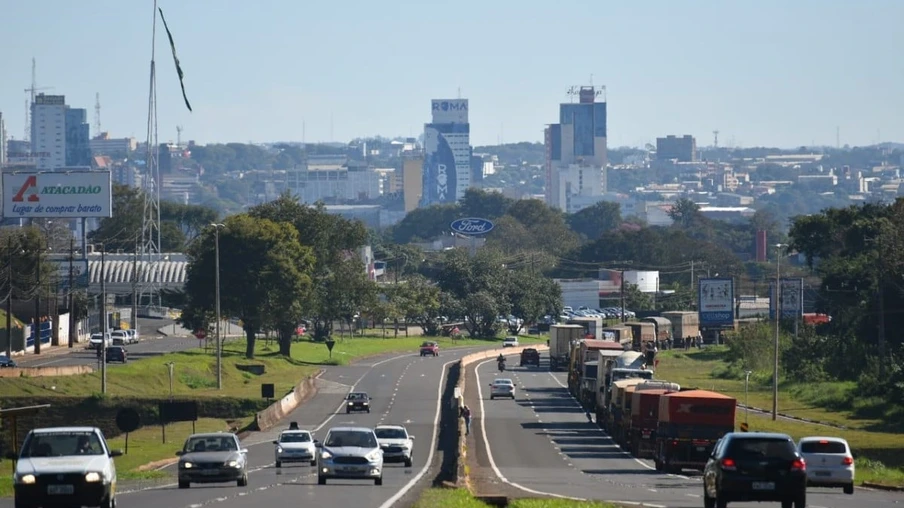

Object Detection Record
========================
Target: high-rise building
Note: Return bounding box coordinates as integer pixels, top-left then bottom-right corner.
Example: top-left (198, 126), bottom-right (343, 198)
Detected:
top-left (30, 94), bottom-right (91, 170)
top-left (421, 99), bottom-right (471, 206)
top-left (544, 86), bottom-right (608, 212)
top-left (0, 111), bottom-right (6, 166)
top-left (401, 151), bottom-right (424, 213)
top-left (656, 135), bottom-right (696, 162)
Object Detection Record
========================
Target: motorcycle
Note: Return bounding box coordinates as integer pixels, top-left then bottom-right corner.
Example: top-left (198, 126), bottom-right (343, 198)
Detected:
top-left (497, 360), bottom-right (505, 372)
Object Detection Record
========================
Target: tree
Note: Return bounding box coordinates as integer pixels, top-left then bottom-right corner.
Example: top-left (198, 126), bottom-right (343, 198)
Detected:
top-left (668, 198), bottom-right (703, 229)
top-left (182, 214), bottom-right (313, 358)
top-left (459, 188), bottom-right (512, 220)
top-left (567, 201), bottom-right (622, 239)
top-left (390, 204), bottom-right (461, 244)
top-left (506, 269), bottom-right (562, 333)
top-left (436, 249), bottom-right (509, 338)
top-left (391, 275), bottom-right (442, 335)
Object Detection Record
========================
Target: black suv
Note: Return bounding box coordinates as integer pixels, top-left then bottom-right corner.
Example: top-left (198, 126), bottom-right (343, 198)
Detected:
top-left (345, 392), bottom-right (371, 414)
top-left (105, 346), bottom-right (128, 363)
top-left (520, 348), bottom-right (540, 367)
top-left (703, 432), bottom-right (807, 508)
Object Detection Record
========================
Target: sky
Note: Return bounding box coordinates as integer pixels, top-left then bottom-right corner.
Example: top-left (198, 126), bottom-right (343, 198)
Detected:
top-left (1, 0), bottom-right (902, 149)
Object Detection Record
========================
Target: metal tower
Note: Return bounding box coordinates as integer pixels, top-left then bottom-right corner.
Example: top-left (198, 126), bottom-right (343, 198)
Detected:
top-left (140, 0), bottom-right (162, 309)
top-left (23, 58), bottom-right (54, 142)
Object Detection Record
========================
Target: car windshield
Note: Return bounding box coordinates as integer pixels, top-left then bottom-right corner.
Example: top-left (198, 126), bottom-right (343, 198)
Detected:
top-left (727, 438), bottom-right (796, 460)
top-left (184, 436), bottom-right (238, 453)
top-left (494, 379), bottom-right (514, 385)
top-left (347, 393), bottom-right (368, 401)
top-left (375, 428), bottom-right (407, 439)
top-left (279, 432), bottom-right (311, 443)
top-left (800, 440), bottom-right (846, 454)
top-left (325, 430), bottom-right (377, 448)
top-left (21, 431), bottom-right (105, 457)
top-left (421, 342), bottom-right (434, 347)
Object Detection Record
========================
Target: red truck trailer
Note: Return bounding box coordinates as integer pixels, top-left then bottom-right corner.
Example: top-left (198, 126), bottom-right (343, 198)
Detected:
top-left (654, 390), bottom-right (736, 474)
top-left (628, 381), bottom-right (681, 458)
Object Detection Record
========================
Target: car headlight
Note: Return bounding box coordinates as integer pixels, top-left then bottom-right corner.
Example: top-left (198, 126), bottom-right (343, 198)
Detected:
top-left (276, 446), bottom-right (283, 453)
top-left (320, 450), bottom-right (332, 460)
top-left (181, 462), bottom-right (193, 469)
top-left (84, 472), bottom-right (102, 483)
top-left (227, 460), bottom-right (240, 468)
top-left (366, 450), bottom-right (381, 462)
top-left (347, 402), bottom-right (353, 406)
top-left (18, 474), bottom-right (36, 485)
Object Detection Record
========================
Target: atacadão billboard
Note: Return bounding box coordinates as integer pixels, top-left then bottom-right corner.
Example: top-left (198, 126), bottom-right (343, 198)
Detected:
top-left (3, 171), bottom-right (113, 218)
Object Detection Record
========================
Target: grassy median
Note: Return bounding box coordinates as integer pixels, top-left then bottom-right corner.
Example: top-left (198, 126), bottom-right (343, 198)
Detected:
top-left (414, 489), bottom-right (620, 508)
top-left (655, 346), bottom-right (904, 486)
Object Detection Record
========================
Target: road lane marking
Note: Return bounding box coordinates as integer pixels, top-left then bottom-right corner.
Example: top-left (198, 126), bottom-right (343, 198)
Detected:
top-left (546, 371), bottom-right (656, 472)
top-left (376, 358), bottom-right (457, 508)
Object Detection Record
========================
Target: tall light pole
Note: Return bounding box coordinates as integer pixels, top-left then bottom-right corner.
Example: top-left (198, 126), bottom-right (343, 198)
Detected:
top-left (745, 370), bottom-right (752, 425)
top-left (772, 243), bottom-right (787, 421)
top-left (100, 245), bottom-right (108, 394)
top-left (211, 224), bottom-right (226, 390)
top-left (33, 236), bottom-right (43, 355)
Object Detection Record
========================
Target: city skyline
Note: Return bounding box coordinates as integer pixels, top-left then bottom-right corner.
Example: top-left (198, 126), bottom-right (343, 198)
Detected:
top-left (1, 0), bottom-right (902, 148)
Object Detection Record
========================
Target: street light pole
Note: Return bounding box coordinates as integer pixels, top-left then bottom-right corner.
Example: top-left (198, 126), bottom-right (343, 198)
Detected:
top-left (211, 224), bottom-right (226, 390)
top-left (165, 362), bottom-right (175, 400)
top-left (100, 246), bottom-right (107, 394)
top-left (772, 243), bottom-right (787, 421)
top-left (745, 370), bottom-right (752, 425)
top-left (6, 235), bottom-right (12, 359)
top-left (34, 236), bottom-right (42, 355)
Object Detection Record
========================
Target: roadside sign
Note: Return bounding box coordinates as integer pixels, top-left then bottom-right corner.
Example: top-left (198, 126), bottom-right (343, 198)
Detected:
top-left (193, 329), bottom-right (207, 340)
top-left (740, 422), bottom-right (749, 432)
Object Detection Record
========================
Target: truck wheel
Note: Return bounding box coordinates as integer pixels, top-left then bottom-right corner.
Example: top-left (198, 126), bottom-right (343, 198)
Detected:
top-left (654, 458), bottom-right (662, 471)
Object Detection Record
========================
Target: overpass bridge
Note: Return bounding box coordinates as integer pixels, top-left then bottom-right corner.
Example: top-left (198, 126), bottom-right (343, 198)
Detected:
top-left (85, 252), bottom-right (188, 294)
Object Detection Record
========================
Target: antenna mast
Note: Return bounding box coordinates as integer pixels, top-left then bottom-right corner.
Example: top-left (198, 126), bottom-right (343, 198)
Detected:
top-left (141, 0), bottom-right (162, 309)
top-left (713, 130), bottom-right (720, 148)
top-left (23, 58), bottom-right (54, 142)
top-left (94, 93), bottom-right (102, 134)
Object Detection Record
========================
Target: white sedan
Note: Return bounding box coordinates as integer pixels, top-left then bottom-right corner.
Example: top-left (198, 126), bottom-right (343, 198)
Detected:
top-left (274, 429), bottom-right (317, 467)
top-left (374, 425), bottom-right (414, 467)
top-left (797, 436), bottom-right (855, 494)
top-left (489, 378), bottom-right (516, 400)
top-left (502, 337), bottom-right (519, 347)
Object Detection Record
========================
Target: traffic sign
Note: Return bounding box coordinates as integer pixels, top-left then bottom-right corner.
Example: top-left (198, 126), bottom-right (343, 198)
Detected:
top-left (193, 329), bottom-right (207, 340)
top-left (740, 422), bottom-right (749, 432)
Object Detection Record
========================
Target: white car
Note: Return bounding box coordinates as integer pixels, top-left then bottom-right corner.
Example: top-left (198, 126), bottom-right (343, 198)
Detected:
top-left (374, 425), bottom-right (414, 467)
top-left (316, 426), bottom-right (383, 485)
top-left (110, 331), bottom-right (128, 346)
top-left (502, 337), bottom-right (519, 348)
top-left (10, 426), bottom-right (121, 508)
top-left (489, 378), bottom-right (516, 399)
top-left (124, 329), bottom-right (139, 343)
top-left (274, 429), bottom-right (317, 467)
top-left (797, 436), bottom-right (855, 494)
top-left (88, 333), bottom-right (111, 350)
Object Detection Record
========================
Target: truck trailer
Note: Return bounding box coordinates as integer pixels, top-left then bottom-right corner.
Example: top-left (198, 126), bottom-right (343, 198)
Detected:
top-left (628, 381), bottom-right (681, 457)
top-left (594, 351), bottom-right (652, 427)
top-left (549, 324), bottom-right (585, 372)
top-left (654, 389), bottom-right (736, 474)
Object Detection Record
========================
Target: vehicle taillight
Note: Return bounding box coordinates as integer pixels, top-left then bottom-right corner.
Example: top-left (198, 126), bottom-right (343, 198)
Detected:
top-left (842, 456), bottom-right (853, 466)
top-left (791, 458), bottom-right (806, 471)
top-left (720, 458), bottom-right (736, 470)
top-left (671, 440), bottom-right (678, 447)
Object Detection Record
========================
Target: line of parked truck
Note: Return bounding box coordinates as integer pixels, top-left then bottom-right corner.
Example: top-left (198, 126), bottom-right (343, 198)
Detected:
top-left (548, 321), bottom-right (737, 474)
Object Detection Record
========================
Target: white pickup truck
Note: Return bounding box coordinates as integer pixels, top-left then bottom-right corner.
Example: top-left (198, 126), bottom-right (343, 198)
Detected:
top-left (9, 426), bottom-right (121, 508)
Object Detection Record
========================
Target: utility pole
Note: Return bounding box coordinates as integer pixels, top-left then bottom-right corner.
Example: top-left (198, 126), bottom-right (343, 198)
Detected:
top-left (34, 238), bottom-right (42, 355)
top-left (620, 269), bottom-right (626, 323)
top-left (772, 243), bottom-right (787, 421)
top-left (6, 236), bottom-right (12, 359)
top-left (68, 237), bottom-right (75, 348)
top-left (212, 224), bottom-right (226, 390)
top-left (131, 238), bottom-right (139, 333)
top-left (876, 236), bottom-right (886, 377)
top-left (100, 247), bottom-right (107, 394)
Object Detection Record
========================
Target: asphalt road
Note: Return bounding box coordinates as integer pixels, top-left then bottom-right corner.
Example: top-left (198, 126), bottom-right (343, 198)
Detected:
top-left (475, 352), bottom-right (903, 508)
top-left (0, 347), bottom-right (476, 508)
top-left (13, 318), bottom-right (211, 368)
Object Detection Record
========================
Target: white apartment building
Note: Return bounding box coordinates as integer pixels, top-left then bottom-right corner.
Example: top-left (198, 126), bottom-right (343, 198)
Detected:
top-left (548, 163), bottom-right (608, 214)
top-left (90, 133), bottom-right (137, 156)
top-left (285, 157), bottom-right (382, 204)
top-left (31, 94), bottom-right (67, 170)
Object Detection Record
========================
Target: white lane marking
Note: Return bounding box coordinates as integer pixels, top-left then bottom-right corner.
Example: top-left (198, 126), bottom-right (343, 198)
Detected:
top-left (546, 370), bottom-right (656, 472)
top-left (376, 358), bottom-right (457, 508)
top-left (476, 358), bottom-right (587, 501)
top-left (686, 493), bottom-right (701, 498)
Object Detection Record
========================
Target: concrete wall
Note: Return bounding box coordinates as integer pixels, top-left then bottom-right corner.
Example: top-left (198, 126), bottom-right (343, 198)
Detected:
top-left (255, 371), bottom-right (322, 431)
top-left (0, 365), bottom-right (94, 378)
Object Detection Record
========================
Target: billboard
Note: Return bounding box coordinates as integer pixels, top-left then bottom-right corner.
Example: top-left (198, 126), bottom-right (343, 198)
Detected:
top-left (48, 258), bottom-right (89, 289)
top-left (2, 171), bottom-right (113, 218)
top-left (431, 99), bottom-right (469, 124)
top-left (698, 278), bottom-right (735, 328)
top-left (421, 126), bottom-right (459, 206)
top-left (769, 278), bottom-right (804, 320)
top-left (450, 218), bottom-right (495, 236)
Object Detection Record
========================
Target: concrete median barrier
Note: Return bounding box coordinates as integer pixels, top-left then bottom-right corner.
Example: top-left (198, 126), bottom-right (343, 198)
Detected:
top-left (0, 365), bottom-right (95, 378)
top-left (454, 344), bottom-right (549, 488)
top-left (255, 370), bottom-right (322, 431)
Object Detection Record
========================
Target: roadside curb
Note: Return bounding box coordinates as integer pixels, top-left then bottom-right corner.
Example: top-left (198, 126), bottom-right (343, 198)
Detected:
top-left (862, 481), bottom-right (904, 491)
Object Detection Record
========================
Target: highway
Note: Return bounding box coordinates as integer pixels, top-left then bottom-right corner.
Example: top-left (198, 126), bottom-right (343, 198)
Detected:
top-left (0, 347), bottom-right (474, 508)
top-left (473, 352), bottom-right (903, 508)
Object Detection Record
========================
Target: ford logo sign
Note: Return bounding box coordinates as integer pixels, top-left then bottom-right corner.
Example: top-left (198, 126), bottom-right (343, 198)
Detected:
top-left (450, 218), bottom-right (495, 236)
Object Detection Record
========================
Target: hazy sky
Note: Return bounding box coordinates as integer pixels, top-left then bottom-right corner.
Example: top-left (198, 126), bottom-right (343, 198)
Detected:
top-left (1, 0), bottom-right (901, 148)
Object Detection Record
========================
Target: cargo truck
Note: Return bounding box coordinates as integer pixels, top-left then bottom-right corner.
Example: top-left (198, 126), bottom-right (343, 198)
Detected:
top-left (549, 324), bottom-right (585, 371)
top-left (654, 390), bottom-right (736, 473)
top-left (628, 382), bottom-right (681, 457)
top-left (661, 311), bottom-right (699, 342)
top-left (602, 325), bottom-right (633, 348)
top-left (594, 351), bottom-right (652, 428)
top-left (567, 316), bottom-right (604, 340)
top-left (608, 378), bottom-right (646, 438)
top-left (624, 321), bottom-right (656, 351)
top-left (641, 317), bottom-right (672, 342)
top-left (574, 340), bottom-right (624, 409)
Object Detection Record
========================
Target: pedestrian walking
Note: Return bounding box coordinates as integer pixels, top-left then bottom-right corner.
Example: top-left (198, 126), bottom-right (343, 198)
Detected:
top-left (460, 405), bottom-right (472, 436)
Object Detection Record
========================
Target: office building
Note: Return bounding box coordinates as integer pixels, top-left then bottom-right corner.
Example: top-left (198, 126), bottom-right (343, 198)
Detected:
top-left (0, 111), bottom-right (6, 166)
top-left (656, 135), bottom-right (697, 162)
top-left (30, 94), bottom-right (91, 170)
top-left (544, 86), bottom-right (608, 212)
top-left (401, 151), bottom-right (424, 212)
top-left (90, 133), bottom-right (138, 156)
top-left (285, 155), bottom-right (382, 205)
top-left (421, 99), bottom-right (471, 206)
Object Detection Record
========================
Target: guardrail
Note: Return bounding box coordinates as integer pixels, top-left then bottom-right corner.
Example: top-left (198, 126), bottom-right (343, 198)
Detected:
top-left (254, 370), bottom-right (323, 431)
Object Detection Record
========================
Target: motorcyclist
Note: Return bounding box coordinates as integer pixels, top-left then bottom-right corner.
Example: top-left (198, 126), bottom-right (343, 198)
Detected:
top-left (497, 354), bottom-right (505, 363)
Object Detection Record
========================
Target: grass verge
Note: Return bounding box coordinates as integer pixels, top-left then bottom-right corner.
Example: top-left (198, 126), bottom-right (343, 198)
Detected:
top-left (413, 489), bottom-right (620, 508)
top-left (655, 346), bottom-right (904, 486)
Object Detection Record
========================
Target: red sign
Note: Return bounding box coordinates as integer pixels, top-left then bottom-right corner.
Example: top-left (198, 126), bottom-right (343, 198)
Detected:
top-left (194, 329), bottom-right (207, 340)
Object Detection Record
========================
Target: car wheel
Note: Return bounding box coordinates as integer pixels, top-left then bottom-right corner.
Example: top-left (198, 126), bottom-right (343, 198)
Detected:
top-left (310, 459), bottom-right (317, 466)
top-left (703, 489), bottom-right (715, 508)
top-left (793, 493), bottom-right (806, 508)
top-left (404, 458), bottom-right (412, 467)
top-left (237, 474), bottom-right (248, 487)
top-left (178, 480), bottom-right (190, 489)
top-left (275, 460), bottom-right (282, 468)
top-left (716, 498), bottom-right (727, 508)
top-left (346, 408), bottom-right (350, 414)
top-left (374, 476), bottom-right (383, 486)
top-left (366, 408), bottom-right (371, 413)
top-left (14, 497), bottom-right (32, 508)
top-left (318, 476), bottom-right (327, 485)
top-left (490, 395), bottom-right (495, 400)
top-left (101, 494), bottom-right (116, 508)
top-left (844, 484), bottom-right (854, 495)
